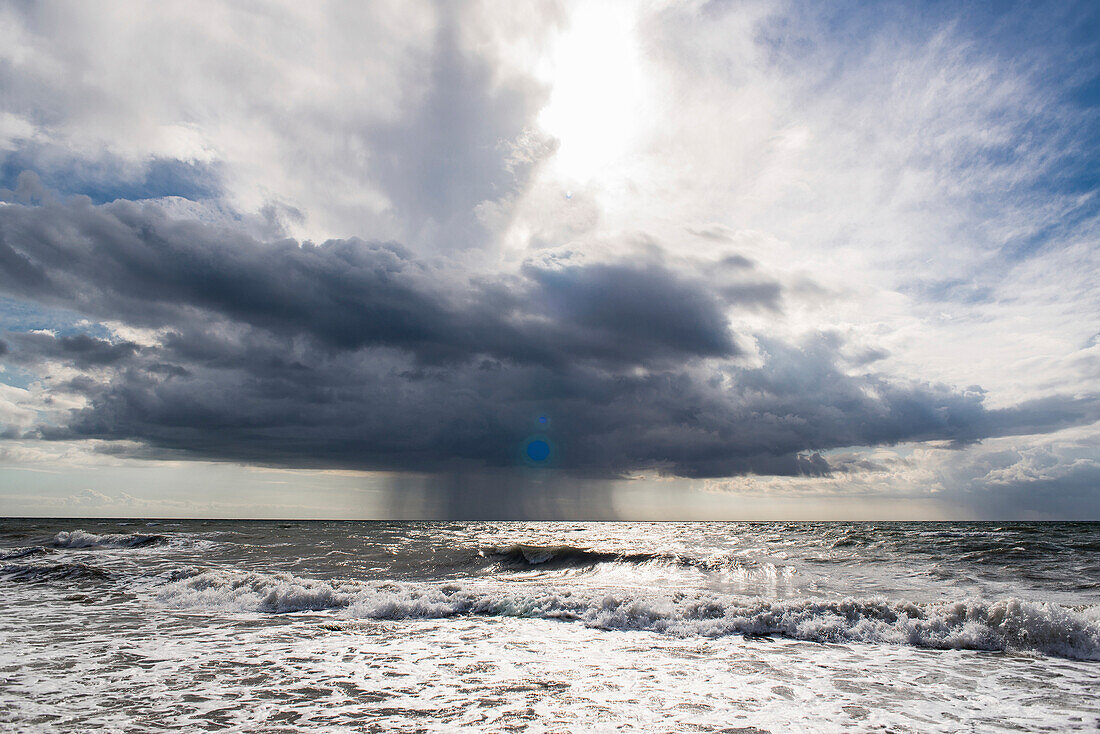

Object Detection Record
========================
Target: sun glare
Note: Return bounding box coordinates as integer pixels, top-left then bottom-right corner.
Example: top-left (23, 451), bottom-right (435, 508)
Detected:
top-left (537, 3), bottom-right (648, 185)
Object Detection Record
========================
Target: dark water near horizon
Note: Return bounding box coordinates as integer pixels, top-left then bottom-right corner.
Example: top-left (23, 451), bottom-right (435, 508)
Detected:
top-left (1, 519), bottom-right (1098, 731)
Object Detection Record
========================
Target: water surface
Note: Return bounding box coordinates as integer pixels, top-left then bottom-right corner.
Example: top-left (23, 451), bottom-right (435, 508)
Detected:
top-left (1, 519), bottom-right (1097, 731)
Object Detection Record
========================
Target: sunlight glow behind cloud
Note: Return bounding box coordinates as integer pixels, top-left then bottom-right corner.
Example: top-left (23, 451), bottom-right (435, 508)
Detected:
top-left (537, 2), bottom-right (650, 186)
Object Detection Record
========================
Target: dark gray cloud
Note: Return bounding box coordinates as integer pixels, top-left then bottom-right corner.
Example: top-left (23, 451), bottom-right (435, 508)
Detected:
top-left (0, 197), bottom-right (1097, 481)
top-left (4, 332), bottom-right (137, 368)
top-left (524, 261), bottom-right (740, 363)
top-left (0, 198), bottom-right (740, 369)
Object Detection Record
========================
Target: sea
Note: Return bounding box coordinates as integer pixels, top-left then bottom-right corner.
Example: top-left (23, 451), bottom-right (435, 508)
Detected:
top-left (0, 519), bottom-right (1097, 732)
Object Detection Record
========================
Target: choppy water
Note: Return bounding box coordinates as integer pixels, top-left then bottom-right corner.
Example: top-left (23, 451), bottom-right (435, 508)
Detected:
top-left (1, 519), bottom-right (1098, 732)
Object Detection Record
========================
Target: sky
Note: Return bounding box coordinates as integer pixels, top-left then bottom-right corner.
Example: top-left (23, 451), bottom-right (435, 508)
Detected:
top-left (0, 0), bottom-right (1097, 520)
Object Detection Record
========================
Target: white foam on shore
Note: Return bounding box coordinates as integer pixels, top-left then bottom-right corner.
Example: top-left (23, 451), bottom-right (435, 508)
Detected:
top-left (157, 569), bottom-right (1100, 660)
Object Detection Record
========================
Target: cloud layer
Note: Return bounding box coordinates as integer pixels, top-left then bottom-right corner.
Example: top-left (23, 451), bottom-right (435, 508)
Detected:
top-left (1, 197), bottom-right (1095, 481)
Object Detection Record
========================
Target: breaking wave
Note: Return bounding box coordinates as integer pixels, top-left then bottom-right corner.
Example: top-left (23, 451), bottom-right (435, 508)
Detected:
top-left (157, 568), bottom-right (1100, 661)
top-left (479, 544), bottom-right (665, 568)
top-left (51, 530), bottom-right (166, 549)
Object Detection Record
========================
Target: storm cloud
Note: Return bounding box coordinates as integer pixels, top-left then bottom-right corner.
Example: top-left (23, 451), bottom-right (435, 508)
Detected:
top-left (1, 196), bottom-right (1096, 480)
top-left (0, 197), bottom-right (742, 369)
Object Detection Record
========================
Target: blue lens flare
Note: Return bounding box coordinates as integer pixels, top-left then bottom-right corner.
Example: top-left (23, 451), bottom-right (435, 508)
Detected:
top-left (525, 439), bottom-right (551, 462)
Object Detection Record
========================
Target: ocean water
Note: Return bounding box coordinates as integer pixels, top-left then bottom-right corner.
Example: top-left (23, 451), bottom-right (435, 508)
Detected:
top-left (1, 520), bottom-right (1098, 732)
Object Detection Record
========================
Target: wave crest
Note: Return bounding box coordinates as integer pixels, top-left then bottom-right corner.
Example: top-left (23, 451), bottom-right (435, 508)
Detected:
top-left (479, 544), bottom-right (660, 568)
top-left (1, 561), bottom-right (111, 583)
top-left (477, 544), bottom-right (793, 582)
top-left (52, 530), bottom-right (166, 549)
top-left (0, 546), bottom-right (50, 560)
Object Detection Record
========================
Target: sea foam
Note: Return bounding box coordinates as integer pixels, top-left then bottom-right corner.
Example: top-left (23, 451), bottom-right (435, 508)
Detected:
top-left (157, 568), bottom-right (1100, 660)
